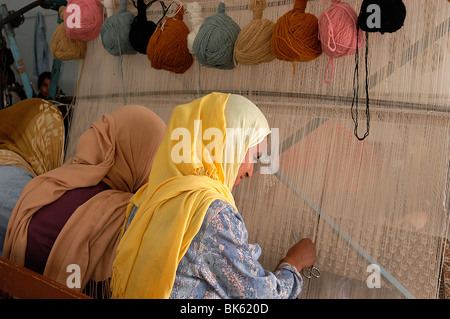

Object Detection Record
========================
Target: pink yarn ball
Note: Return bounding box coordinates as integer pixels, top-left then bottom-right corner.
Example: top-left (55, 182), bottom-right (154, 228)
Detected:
top-left (318, 0), bottom-right (364, 83)
top-left (64, 0), bottom-right (104, 42)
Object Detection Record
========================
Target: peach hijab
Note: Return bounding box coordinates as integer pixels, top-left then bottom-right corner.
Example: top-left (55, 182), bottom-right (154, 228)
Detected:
top-left (3, 105), bottom-right (166, 294)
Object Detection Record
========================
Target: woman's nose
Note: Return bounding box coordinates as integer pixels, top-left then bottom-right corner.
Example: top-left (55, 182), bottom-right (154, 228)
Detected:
top-left (246, 163), bottom-right (254, 178)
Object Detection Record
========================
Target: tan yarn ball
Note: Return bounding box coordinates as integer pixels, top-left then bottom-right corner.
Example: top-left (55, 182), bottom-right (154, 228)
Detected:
top-left (234, 0), bottom-right (275, 65)
top-left (50, 6), bottom-right (87, 61)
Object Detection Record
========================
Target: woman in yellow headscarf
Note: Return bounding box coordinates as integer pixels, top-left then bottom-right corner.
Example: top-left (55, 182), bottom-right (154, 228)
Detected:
top-left (111, 92), bottom-right (316, 299)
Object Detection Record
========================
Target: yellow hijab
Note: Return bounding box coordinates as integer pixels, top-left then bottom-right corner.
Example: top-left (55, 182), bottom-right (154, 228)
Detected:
top-left (111, 92), bottom-right (270, 298)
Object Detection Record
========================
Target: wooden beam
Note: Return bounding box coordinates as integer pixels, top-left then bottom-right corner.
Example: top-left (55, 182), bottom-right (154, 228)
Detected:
top-left (0, 257), bottom-right (92, 299)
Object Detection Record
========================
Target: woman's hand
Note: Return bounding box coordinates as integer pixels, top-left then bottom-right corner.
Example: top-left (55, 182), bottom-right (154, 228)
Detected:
top-left (277, 238), bottom-right (317, 273)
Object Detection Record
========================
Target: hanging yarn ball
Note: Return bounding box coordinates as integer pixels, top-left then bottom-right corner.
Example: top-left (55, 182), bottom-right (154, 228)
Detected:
top-left (358, 0), bottom-right (406, 34)
top-left (271, 0), bottom-right (322, 64)
top-left (192, 2), bottom-right (241, 70)
top-left (147, 5), bottom-right (193, 74)
top-left (186, 2), bottom-right (203, 55)
top-left (234, 0), bottom-right (275, 65)
top-left (64, 0), bottom-right (103, 41)
top-left (100, 0), bottom-right (136, 56)
top-left (129, 0), bottom-right (158, 54)
top-left (50, 6), bottom-right (87, 60)
top-left (318, 0), bottom-right (364, 83)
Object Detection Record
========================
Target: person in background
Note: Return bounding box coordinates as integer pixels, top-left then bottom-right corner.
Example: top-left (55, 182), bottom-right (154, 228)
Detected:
top-left (36, 71), bottom-right (51, 99)
top-left (112, 92), bottom-right (317, 299)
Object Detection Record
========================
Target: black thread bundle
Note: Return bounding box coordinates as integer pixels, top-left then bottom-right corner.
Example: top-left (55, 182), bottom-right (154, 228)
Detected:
top-left (358, 0), bottom-right (406, 34)
top-left (129, 0), bottom-right (160, 54)
top-left (351, 0), bottom-right (407, 141)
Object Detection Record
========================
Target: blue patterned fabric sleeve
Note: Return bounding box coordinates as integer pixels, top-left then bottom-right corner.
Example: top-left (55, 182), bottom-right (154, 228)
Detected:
top-left (170, 199), bottom-right (303, 299)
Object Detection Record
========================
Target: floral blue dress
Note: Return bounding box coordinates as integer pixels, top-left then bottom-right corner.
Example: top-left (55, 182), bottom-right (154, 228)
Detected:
top-left (126, 199), bottom-right (302, 299)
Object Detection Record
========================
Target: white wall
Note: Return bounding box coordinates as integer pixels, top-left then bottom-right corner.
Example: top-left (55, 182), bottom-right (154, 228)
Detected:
top-left (2, 0), bottom-right (78, 96)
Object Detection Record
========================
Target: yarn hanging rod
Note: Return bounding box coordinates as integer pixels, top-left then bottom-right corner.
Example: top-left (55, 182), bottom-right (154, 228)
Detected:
top-left (129, 0), bottom-right (298, 15)
top-left (74, 89), bottom-right (450, 114)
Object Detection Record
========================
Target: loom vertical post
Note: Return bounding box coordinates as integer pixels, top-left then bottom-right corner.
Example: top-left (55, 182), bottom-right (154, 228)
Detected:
top-left (0, 5), bottom-right (34, 100)
top-left (49, 58), bottom-right (61, 100)
top-left (48, 4), bottom-right (66, 101)
top-left (0, 35), bottom-right (4, 109)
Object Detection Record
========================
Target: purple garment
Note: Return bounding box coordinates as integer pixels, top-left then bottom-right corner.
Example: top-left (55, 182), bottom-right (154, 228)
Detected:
top-left (25, 181), bottom-right (111, 274)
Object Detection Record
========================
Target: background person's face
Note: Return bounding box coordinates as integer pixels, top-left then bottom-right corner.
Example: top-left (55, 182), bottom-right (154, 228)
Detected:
top-left (40, 78), bottom-right (50, 97)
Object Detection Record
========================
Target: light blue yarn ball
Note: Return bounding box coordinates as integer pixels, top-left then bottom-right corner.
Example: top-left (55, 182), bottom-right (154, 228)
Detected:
top-left (101, 11), bottom-right (137, 56)
top-left (192, 2), bottom-right (241, 70)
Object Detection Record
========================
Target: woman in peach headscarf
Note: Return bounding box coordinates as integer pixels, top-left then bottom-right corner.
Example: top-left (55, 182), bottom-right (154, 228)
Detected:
top-left (3, 105), bottom-right (166, 298)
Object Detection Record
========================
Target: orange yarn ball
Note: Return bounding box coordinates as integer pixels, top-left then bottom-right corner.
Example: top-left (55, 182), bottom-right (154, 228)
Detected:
top-left (147, 6), bottom-right (193, 74)
top-left (271, 0), bottom-right (322, 62)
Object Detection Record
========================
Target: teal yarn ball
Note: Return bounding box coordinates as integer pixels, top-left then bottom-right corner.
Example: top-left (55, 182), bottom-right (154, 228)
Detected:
top-left (192, 2), bottom-right (241, 70)
top-left (100, 0), bottom-right (136, 56)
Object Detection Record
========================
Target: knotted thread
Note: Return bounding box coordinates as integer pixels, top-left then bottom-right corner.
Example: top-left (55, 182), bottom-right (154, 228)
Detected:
top-left (318, 0), bottom-right (364, 83)
top-left (234, 0), bottom-right (275, 65)
top-left (101, 0), bottom-right (136, 56)
top-left (50, 6), bottom-right (87, 60)
top-left (129, 0), bottom-right (159, 54)
top-left (358, 0), bottom-right (406, 34)
top-left (351, 29), bottom-right (370, 141)
top-left (147, 4), bottom-right (194, 74)
top-left (64, 0), bottom-right (104, 42)
top-left (271, 0), bottom-right (322, 69)
top-left (192, 2), bottom-right (241, 70)
top-left (186, 2), bottom-right (204, 55)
